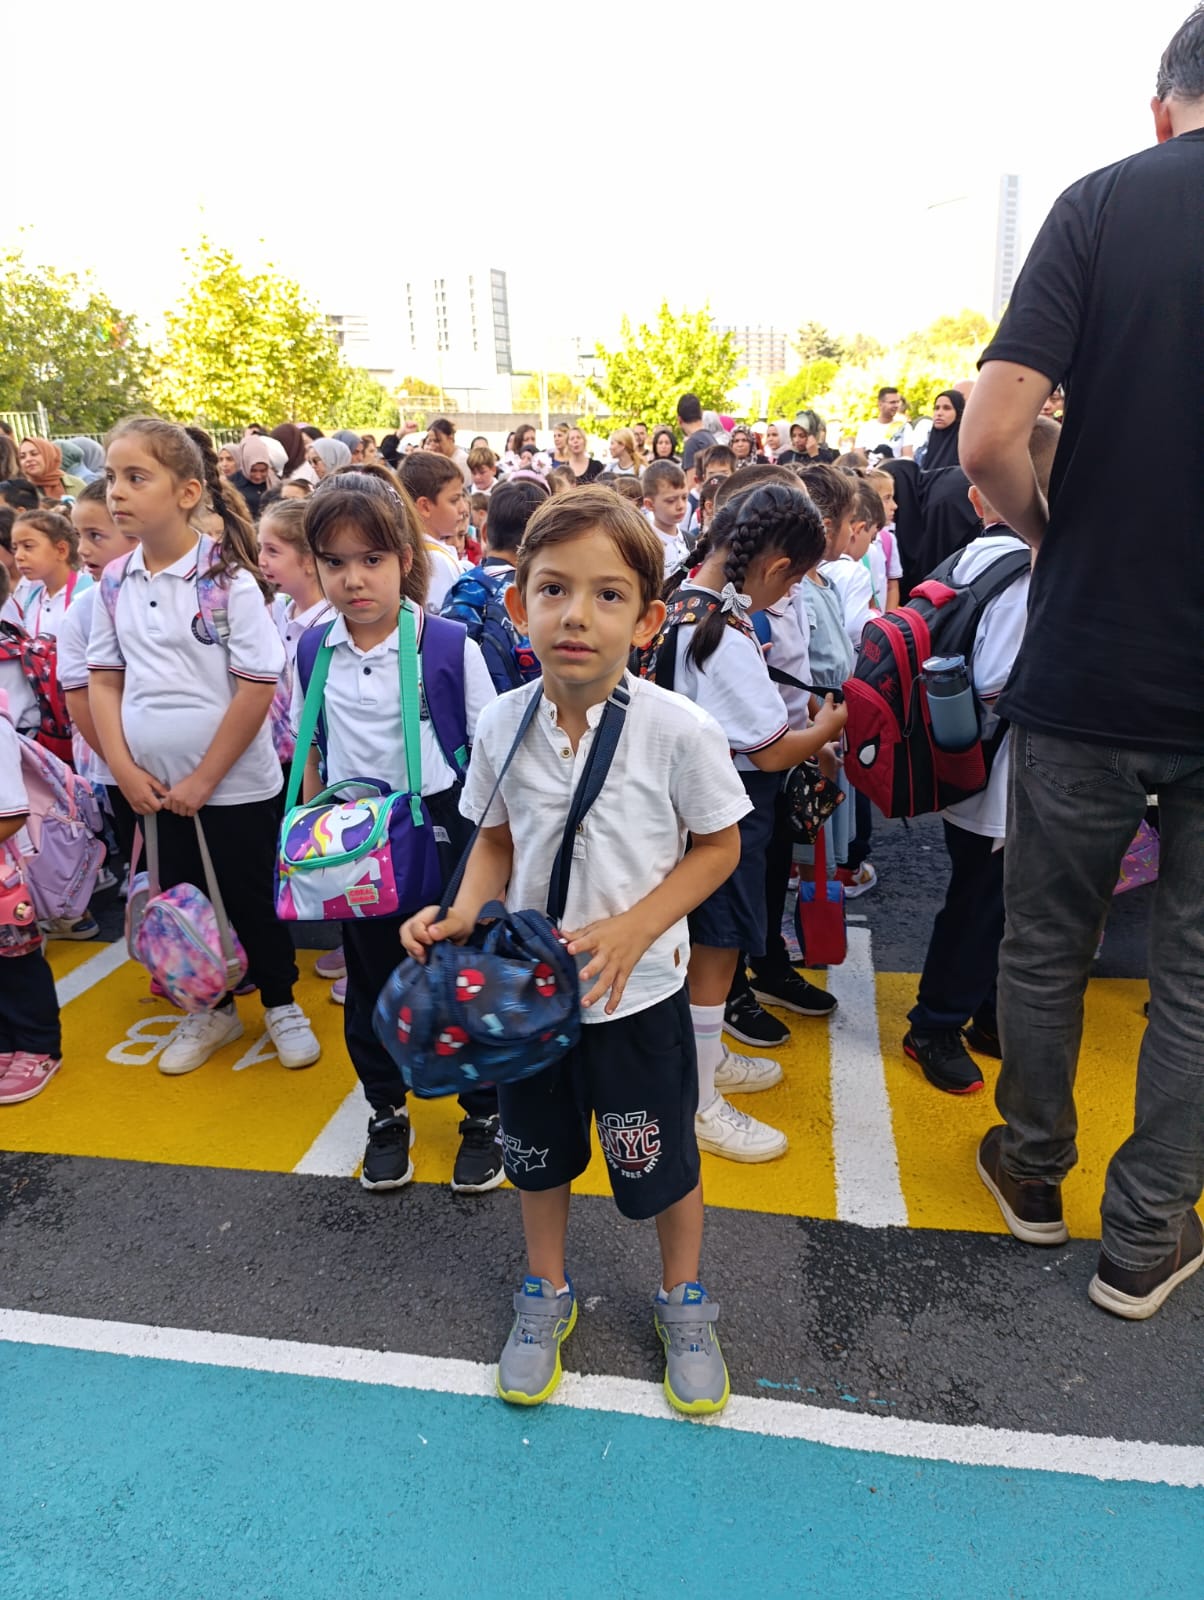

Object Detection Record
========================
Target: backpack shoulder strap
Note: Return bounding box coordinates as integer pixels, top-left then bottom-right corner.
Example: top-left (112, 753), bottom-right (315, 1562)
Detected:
top-left (194, 534), bottom-right (232, 646)
top-left (923, 545), bottom-right (1031, 610)
top-left (419, 612), bottom-right (470, 778)
top-left (285, 623), bottom-right (336, 807)
top-left (99, 550), bottom-right (136, 621)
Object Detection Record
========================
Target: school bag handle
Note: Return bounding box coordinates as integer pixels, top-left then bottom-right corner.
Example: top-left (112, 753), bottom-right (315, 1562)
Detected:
top-left (437, 679), bottom-right (631, 926)
top-left (143, 810), bottom-right (243, 985)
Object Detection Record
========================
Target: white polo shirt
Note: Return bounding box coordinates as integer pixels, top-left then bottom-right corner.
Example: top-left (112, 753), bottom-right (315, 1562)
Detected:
top-left (820, 554), bottom-right (877, 649)
top-left (54, 586), bottom-right (114, 785)
top-left (762, 587), bottom-right (812, 728)
top-left (461, 672), bottom-right (751, 1023)
top-left (24, 571), bottom-right (93, 639)
top-left (87, 543), bottom-right (285, 805)
top-left (290, 603), bottom-right (495, 798)
top-left (670, 592), bottom-right (791, 773)
top-left (275, 595), bottom-right (336, 664)
top-left (424, 539), bottom-right (462, 613)
top-left (0, 713), bottom-right (28, 821)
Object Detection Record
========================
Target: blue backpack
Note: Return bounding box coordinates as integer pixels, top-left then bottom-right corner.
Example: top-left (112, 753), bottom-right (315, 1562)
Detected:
top-left (440, 565), bottom-right (539, 694)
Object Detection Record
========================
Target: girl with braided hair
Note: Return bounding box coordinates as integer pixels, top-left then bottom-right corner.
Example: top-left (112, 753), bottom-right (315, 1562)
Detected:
top-left (670, 479), bottom-right (846, 1163)
top-left (87, 417), bottom-right (320, 1076)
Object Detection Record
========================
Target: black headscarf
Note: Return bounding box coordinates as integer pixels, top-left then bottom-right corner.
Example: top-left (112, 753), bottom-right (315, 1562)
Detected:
top-left (920, 390), bottom-right (965, 473)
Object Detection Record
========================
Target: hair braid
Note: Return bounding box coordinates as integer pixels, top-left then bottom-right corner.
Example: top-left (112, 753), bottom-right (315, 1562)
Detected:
top-left (186, 425), bottom-right (272, 600)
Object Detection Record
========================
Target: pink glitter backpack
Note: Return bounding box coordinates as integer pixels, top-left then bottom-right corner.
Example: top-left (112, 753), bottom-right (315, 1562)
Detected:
top-left (130, 812), bottom-right (247, 1012)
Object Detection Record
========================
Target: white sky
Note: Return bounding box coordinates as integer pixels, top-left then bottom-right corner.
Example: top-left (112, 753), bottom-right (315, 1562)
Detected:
top-left (7, 0), bottom-right (1190, 371)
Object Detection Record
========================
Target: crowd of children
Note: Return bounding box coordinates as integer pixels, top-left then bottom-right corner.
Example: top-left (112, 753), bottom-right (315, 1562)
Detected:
top-left (0, 394), bottom-right (1058, 1412)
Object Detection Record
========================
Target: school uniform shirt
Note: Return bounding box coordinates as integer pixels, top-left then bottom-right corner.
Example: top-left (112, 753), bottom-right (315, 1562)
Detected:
top-left (0, 713), bottom-right (29, 823)
top-left (865, 540), bottom-right (887, 610)
top-left (87, 543), bottom-right (285, 805)
top-left (0, 595), bottom-right (21, 628)
top-left (942, 531), bottom-right (1031, 842)
top-left (643, 516), bottom-right (691, 576)
top-left (762, 588), bottom-right (812, 728)
top-left (670, 592), bottom-right (791, 773)
top-left (24, 571), bottom-right (93, 639)
top-left (424, 539), bottom-right (462, 614)
top-left (54, 586), bottom-right (114, 786)
top-left (0, 658), bottom-right (38, 736)
top-left (819, 554), bottom-right (877, 650)
top-left (797, 575), bottom-right (854, 689)
top-left (275, 595), bottom-right (336, 665)
top-left (880, 525), bottom-right (903, 583)
top-left (11, 575), bottom-right (35, 622)
top-left (290, 601), bottom-right (495, 798)
top-left (461, 671), bottom-right (751, 1023)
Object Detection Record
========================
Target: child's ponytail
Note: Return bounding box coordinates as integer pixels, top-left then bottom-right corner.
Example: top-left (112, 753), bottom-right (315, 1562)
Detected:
top-left (686, 482), bottom-right (825, 672)
top-left (186, 425), bottom-right (273, 601)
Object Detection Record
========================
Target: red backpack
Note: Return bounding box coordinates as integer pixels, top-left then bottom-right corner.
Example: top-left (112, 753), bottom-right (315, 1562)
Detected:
top-left (842, 545), bottom-right (1031, 819)
top-left (0, 622), bottom-right (73, 765)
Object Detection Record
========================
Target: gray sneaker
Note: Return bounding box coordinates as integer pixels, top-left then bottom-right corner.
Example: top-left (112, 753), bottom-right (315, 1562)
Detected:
top-left (654, 1283), bottom-right (730, 1415)
top-left (496, 1277), bottom-right (577, 1405)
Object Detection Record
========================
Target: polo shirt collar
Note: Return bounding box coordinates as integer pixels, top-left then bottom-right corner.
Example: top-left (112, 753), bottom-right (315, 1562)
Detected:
top-left (128, 536), bottom-right (203, 581)
top-left (322, 600), bottom-right (425, 653)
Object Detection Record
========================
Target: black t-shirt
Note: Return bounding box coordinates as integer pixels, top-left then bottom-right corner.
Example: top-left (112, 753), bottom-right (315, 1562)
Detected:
top-left (985, 128), bottom-right (1204, 752)
top-left (573, 458), bottom-right (604, 485)
top-left (680, 429), bottom-right (716, 475)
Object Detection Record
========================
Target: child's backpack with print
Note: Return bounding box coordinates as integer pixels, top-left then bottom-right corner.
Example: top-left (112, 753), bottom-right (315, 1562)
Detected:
top-left (632, 587), bottom-right (746, 689)
top-left (842, 545), bottom-right (1031, 819)
top-left (100, 536), bottom-right (293, 761)
top-left (440, 565), bottom-right (539, 694)
top-left (0, 623), bottom-right (73, 764)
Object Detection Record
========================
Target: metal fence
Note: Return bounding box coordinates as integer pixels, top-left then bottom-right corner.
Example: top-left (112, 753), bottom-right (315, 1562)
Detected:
top-left (1, 407), bottom-right (47, 441)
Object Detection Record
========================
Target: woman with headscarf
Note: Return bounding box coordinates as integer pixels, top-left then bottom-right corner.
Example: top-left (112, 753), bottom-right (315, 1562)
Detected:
top-left (271, 423), bottom-right (319, 484)
top-left (18, 438), bottom-right (83, 500)
top-left (69, 437), bottom-right (106, 482)
top-left (308, 437), bottom-right (353, 480)
top-left (765, 421), bottom-right (796, 464)
top-left (916, 390), bottom-right (965, 472)
top-left (729, 426), bottom-right (765, 467)
top-left (232, 435), bottom-right (278, 519)
top-left (333, 429), bottom-right (365, 463)
top-left (58, 441), bottom-right (96, 490)
top-left (217, 442), bottom-right (243, 479)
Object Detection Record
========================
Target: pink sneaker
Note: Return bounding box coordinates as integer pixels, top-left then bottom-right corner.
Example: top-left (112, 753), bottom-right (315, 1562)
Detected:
top-left (330, 976), bottom-right (347, 1006)
top-left (315, 947), bottom-right (346, 981)
top-left (0, 1052), bottom-right (62, 1104)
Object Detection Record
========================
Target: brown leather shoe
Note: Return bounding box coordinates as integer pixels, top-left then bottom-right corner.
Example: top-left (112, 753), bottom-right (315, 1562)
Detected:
top-left (1089, 1210), bottom-right (1204, 1320)
top-left (976, 1125), bottom-right (1069, 1245)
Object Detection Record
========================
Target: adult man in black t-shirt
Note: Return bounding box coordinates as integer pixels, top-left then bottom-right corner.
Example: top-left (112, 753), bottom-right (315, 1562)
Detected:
top-left (676, 394), bottom-right (716, 478)
top-left (960, 6), bottom-right (1204, 1320)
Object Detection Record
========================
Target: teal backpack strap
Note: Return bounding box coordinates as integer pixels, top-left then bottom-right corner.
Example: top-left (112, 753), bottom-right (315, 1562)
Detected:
top-left (396, 604), bottom-right (425, 826)
top-left (284, 624), bottom-right (335, 810)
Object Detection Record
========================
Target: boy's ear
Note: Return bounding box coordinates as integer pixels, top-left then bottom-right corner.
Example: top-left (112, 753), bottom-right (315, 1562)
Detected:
top-left (633, 597), bottom-right (667, 648)
top-left (968, 483), bottom-right (987, 521)
top-left (416, 495), bottom-right (433, 520)
top-left (504, 581), bottom-right (529, 631)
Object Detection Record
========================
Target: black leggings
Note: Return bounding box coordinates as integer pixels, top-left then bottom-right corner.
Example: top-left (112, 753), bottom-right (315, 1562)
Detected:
top-left (150, 798), bottom-right (297, 1009)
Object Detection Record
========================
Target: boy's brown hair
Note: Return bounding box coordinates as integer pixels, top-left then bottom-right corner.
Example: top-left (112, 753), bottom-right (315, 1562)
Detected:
top-left (854, 481), bottom-right (886, 531)
top-left (467, 447), bottom-right (497, 472)
top-left (398, 449), bottom-right (463, 506)
top-left (516, 486), bottom-right (664, 611)
top-left (609, 475), bottom-right (644, 506)
top-left (642, 459), bottom-right (687, 498)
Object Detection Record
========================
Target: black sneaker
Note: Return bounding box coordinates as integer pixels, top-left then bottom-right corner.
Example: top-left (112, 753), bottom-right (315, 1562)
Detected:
top-left (903, 1029), bottom-right (984, 1094)
top-left (752, 966), bottom-right (838, 1017)
top-left (452, 1114), bottom-right (506, 1194)
top-left (963, 1021), bottom-right (1002, 1058)
top-left (724, 989), bottom-right (790, 1048)
top-left (360, 1107), bottom-right (414, 1190)
top-left (1089, 1210), bottom-right (1204, 1320)
top-left (976, 1125), bottom-right (1069, 1245)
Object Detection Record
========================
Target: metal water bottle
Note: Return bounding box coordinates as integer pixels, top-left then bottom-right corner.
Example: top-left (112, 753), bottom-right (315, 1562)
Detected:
top-left (922, 655), bottom-right (979, 752)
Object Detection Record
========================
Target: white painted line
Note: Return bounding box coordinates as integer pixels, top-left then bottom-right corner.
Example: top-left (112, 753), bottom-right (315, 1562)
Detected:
top-left (54, 940), bottom-right (130, 1006)
top-left (292, 1087), bottom-right (366, 1177)
top-left (1, 1308), bottom-right (1198, 1488)
top-left (825, 925), bottom-right (908, 1228)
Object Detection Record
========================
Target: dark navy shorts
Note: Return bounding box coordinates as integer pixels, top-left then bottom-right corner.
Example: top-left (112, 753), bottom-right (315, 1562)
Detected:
top-left (497, 985), bottom-right (700, 1221)
top-left (688, 769), bottom-right (781, 956)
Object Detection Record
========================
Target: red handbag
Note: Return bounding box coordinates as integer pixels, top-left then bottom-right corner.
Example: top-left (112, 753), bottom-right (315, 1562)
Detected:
top-left (795, 824), bottom-right (847, 967)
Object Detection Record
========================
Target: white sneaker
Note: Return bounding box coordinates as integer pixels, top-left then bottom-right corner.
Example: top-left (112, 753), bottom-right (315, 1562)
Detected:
top-left (159, 1008), bottom-right (244, 1076)
top-left (264, 1003), bottom-right (321, 1069)
top-left (841, 862), bottom-right (878, 899)
top-left (714, 1046), bottom-right (783, 1094)
top-left (695, 1094), bottom-right (788, 1163)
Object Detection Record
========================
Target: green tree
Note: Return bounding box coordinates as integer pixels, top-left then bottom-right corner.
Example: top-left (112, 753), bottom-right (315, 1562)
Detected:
top-left (154, 239), bottom-right (345, 428)
top-left (793, 321), bottom-right (843, 363)
top-left (513, 371), bottom-right (594, 416)
top-left (0, 247), bottom-right (151, 432)
top-left (337, 367), bottom-right (399, 428)
top-left (768, 358), bottom-right (840, 422)
top-left (589, 303), bottom-right (743, 424)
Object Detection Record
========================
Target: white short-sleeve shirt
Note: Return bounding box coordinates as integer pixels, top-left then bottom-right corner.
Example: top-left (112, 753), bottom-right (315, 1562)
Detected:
top-left (25, 572), bottom-right (93, 639)
top-left (461, 672), bottom-right (752, 1022)
top-left (54, 586), bottom-right (114, 785)
top-left (87, 543), bottom-right (285, 805)
top-left (762, 587), bottom-right (812, 728)
top-left (0, 715), bottom-right (29, 821)
top-left (0, 659), bottom-right (38, 736)
top-left (820, 555), bottom-right (877, 650)
top-left (275, 595), bottom-right (336, 665)
top-left (289, 603), bottom-right (495, 798)
top-left (670, 591), bottom-right (790, 773)
top-left (424, 540), bottom-right (462, 614)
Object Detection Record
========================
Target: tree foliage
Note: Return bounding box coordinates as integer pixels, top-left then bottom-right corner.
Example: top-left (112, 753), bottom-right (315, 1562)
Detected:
top-left (153, 239), bottom-right (345, 428)
top-left (338, 367), bottom-right (399, 428)
top-left (793, 321), bottom-right (844, 363)
top-left (768, 359), bottom-right (840, 422)
top-left (0, 247), bottom-right (152, 432)
top-left (590, 303), bottom-right (743, 424)
top-left (513, 371), bottom-right (595, 416)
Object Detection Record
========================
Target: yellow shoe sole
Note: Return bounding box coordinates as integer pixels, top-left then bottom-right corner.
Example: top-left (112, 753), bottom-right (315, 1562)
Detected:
top-left (496, 1297), bottom-right (578, 1406)
top-left (659, 1325), bottom-right (731, 1416)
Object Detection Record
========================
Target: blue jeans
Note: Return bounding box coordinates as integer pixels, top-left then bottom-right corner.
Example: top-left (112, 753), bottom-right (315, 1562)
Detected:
top-left (997, 727), bottom-right (1204, 1270)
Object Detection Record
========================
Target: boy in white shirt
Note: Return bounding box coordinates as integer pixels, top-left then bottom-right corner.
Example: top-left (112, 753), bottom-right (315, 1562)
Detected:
top-left (398, 450), bottom-right (469, 611)
top-left (402, 488), bottom-right (750, 1417)
top-left (903, 420), bottom-right (1060, 1094)
top-left (640, 460), bottom-right (691, 575)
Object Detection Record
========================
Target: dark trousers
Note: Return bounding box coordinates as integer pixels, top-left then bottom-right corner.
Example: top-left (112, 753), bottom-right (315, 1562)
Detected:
top-left (105, 785), bottom-right (138, 866)
top-left (343, 916), bottom-right (497, 1119)
top-left (909, 821), bottom-right (1003, 1034)
top-left (751, 786), bottom-right (795, 978)
top-left (152, 798), bottom-right (297, 1009)
top-left (846, 789), bottom-right (873, 873)
top-left (0, 948), bottom-right (61, 1056)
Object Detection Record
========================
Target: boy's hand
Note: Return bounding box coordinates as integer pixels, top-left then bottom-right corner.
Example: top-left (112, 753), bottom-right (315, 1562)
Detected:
top-left (117, 762), bottom-right (167, 816)
top-left (564, 910), bottom-right (656, 1016)
top-left (400, 905), bottom-right (475, 962)
top-left (814, 694), bottom-right (848, 740)
top-left (818, 741), bottom-right (842, 782)
top-left (163, 770), bottom-right (216, 818)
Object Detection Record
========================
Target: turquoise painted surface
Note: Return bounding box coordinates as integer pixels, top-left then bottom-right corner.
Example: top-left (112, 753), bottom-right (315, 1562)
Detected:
top-left (3, 1344), bottom-right (1199, 1599)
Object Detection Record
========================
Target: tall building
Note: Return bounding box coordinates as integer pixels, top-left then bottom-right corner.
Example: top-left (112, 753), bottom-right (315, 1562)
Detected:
top-left (993, 175), bottom-right (1021, 318)
top-left (722, 324), bottom-right (790, 381)
top-left (396, 265), bottom-right (514, 407)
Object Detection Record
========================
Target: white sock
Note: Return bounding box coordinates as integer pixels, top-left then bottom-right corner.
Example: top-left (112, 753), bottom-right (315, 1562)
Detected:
top-left (691, 1002), bottom-right (725, 1113)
